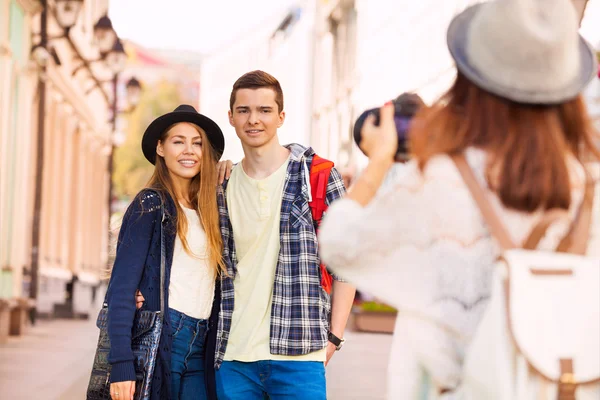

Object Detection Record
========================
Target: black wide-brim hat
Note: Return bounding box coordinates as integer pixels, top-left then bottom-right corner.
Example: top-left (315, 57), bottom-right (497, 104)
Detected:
top-left (141, 104), bottom-right (225, 164)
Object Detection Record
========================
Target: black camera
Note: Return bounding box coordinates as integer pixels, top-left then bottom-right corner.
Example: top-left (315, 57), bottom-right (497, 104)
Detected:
top-left (353, 93), bottom-right (425, 161)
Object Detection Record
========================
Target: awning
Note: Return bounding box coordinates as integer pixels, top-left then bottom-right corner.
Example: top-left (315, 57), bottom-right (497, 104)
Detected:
top-left (76, 271), bottom-right (101, 285)
top-left (39, 266), bottom-right (73, 280)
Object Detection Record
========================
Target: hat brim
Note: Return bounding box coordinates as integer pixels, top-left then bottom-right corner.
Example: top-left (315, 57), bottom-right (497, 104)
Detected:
top-left (447, 4), bottom-right (597, 104)
top-left (142, 111), bottom-right (225, 164)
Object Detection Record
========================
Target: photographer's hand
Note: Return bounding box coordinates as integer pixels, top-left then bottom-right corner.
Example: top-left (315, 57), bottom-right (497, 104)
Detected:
top-left (348, 103), bottom-right (396, 206)
top-left (359, 102), bottom-right (397, 162)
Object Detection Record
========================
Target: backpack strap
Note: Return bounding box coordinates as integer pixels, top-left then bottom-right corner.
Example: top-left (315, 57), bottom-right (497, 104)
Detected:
top-left (522, 209), bottom-right (569, 250)
top-left (454, 153), bottom-right (596, 254)
top-left (308, 154), bottom-right (335, 295)
top-left (556, 175), bottom-right (595, 255)
top-left (309, 154), bottom-right (334, 224)
top-left (452, 154), bottom-right (516, 250)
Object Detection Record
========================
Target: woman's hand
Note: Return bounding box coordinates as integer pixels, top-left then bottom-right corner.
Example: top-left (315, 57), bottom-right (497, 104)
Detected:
top-left (346, 103), bottom-right (397, 206)
top-left (135, 290), bottom-right (144, 309)
top-left (110, 381), bottom-right (135, 400)
top-left (216, 160), bottom-right (234, 184)
top-left (360, 102), bottom-right (397, 163)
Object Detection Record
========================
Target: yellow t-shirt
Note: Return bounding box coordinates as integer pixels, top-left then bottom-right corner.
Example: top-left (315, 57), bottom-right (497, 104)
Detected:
top-left (224, 157), bottom-right (326, 362)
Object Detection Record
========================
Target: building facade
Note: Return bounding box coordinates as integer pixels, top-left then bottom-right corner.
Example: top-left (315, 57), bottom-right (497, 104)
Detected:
top-left (0, 0), bottom-right (113, 330)
top-left (311, 0), bottom-right (487, 171)
top-left (199, 0), bottom-right (317, 162)
top-left (311, 0), bottom-right (599, 173)
top-left (580, 1), bottom-right (600, 132)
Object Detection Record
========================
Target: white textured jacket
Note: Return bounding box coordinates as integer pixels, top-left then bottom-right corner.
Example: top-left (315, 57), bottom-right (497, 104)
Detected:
top-left (319, 148), bottom-right (600, 399)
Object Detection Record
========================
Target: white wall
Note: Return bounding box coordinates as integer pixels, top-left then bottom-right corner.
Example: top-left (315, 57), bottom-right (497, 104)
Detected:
top-left (580, 2), bottom-right (600, 129)
top-left (199, 2), bottom-right (316, 162)
top-left (311, 0), bottom-right (484, 169)
top-left (354, 1), bottom-right (491, 110)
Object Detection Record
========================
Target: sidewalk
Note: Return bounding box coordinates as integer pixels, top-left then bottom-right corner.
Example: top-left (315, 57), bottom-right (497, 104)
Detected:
top-left (0, 317), bottom-right (100, 400)
top-left (326, 331), bottom-right (392, 400)
top-left (0, 316), bottom-right (392, 399)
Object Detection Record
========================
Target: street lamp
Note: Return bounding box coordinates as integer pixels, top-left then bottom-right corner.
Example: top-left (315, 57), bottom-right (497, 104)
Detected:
top-left (125, 77), bottom-right (142, 108)
top-left (30, 0), bottom-right (83, 66)
top-left (105, 39), bottom-right (127, 75)
top-left (72, 15), bottom-right (119, 78)
top-left (102, 42), bottom-right (143, 246)
top-left (94, 15), bottom-right (117, 54)
top-left (112, 131), bottom-right (127, 147)
top-left (54, 0), bottom-right (84, 30)
top-left (106, 73), bottom-right (143, 265)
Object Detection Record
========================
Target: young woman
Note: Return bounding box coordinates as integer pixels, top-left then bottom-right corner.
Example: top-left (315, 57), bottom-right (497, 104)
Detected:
top-left (106, 104), bottom-right (226, 400)
top-left (318, 0), bottom-right (599, 399)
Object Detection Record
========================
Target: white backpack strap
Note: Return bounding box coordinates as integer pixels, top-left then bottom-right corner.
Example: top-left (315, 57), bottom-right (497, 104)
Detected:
top-left (556, 176), bottom-right (595, 255)
top-left (522, 209), bottom-right (569, 250)
top-left (558, 358), bottom-right (576, 400)
top-left (453, 153), bottom-right (595, 254)
top-left (452, 153), bottom-right (515, 250)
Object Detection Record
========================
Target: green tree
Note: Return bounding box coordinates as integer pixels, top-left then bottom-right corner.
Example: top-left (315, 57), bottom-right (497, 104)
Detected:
top-left (113, 80), bottom-right (183, 200)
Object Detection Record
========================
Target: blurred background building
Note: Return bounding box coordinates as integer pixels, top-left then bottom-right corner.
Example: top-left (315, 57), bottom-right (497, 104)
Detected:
top-left (579, 0), bottom-right (600, 133)
top-left (0, 0), bottom-right (142, 339)
top-left (1, 0), bottom-right (598, 341)
top-left (199, 0), bottom-right (316, 162)
top-left (311, 0), bottom-right (599, 171)
top-left (0, 1), bottom-right (598, 398)
top-left (1, 0), bottom-right (42, 337)
top-left (311, 0), bottom-right (487, 171)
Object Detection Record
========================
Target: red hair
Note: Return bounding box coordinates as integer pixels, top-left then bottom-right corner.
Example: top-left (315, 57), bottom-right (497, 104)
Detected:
top-left (411, 73), bottom-right (600, 212)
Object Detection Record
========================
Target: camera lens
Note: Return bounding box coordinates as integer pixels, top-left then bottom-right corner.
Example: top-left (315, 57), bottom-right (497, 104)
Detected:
top-left (352, 93), bottom-right (424, 160)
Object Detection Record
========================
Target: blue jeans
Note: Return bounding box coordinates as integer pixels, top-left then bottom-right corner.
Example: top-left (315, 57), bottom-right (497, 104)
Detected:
top-left (215, 360), bottom-right (326, 400)
top-left (169, 308), bottom-right (208, 400)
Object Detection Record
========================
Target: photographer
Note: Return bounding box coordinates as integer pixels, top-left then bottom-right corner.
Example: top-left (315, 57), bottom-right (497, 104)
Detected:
top-left (318, 0), bottom-right (600, 398)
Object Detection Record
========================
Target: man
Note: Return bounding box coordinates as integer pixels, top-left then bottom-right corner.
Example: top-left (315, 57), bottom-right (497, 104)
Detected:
top-left (211, 70), bottom-right (356, 399)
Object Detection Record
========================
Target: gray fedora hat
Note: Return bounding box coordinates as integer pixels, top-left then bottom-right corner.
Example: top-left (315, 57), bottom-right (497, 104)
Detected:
top-left (447, 0), bottom-right (597, 104)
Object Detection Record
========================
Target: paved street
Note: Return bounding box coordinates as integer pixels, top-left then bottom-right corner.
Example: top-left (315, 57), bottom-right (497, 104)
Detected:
top-left (326, 330), bottom-right (392, 400)
top-left (0, 317), bottom-right (99, 399)
top-left (0, 316), bottom-right (392, 399)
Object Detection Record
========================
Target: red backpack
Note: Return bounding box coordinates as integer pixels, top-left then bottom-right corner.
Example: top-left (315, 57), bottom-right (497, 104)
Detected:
top-left (308, 154), bottom-right (335, 295)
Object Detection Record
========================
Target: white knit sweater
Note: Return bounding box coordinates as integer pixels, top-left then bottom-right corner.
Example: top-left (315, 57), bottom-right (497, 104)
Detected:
top-left (319, 148), bottom-right (599, 399)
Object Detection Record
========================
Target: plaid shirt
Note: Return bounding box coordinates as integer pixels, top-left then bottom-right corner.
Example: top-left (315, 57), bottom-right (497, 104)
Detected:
top-left (214, 143), bottom-right (346, 368)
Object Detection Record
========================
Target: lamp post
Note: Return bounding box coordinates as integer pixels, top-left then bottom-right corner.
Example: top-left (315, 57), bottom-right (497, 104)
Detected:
top-left (104, 38), bottom-right (142, 258)
top-left (54, 0), bottom-right (84, 32)
top-left (106, 75), bottom-right (142, 248)
top-left (29, 0), bottom-right (49, 324)
top-left (71, 15), bottom-right (143, 268)
top-left (94, 15), bottom-right (117, 55)
top-left (126, 77), bottom-right (143, 109)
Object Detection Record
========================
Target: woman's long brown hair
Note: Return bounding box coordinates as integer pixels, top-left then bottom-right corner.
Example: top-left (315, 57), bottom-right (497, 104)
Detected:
top-left (410, 73), bottom-right (600, 212)
top-left (146, 122), bottom-right (225, 276)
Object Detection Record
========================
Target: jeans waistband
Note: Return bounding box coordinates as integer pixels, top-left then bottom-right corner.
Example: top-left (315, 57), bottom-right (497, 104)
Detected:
top-left (169, 308), bottom-right (208, 329)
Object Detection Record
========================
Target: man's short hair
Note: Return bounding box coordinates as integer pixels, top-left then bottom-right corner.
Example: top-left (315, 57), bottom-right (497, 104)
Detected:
top-left (230, 70), bottom-right (284, 113)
